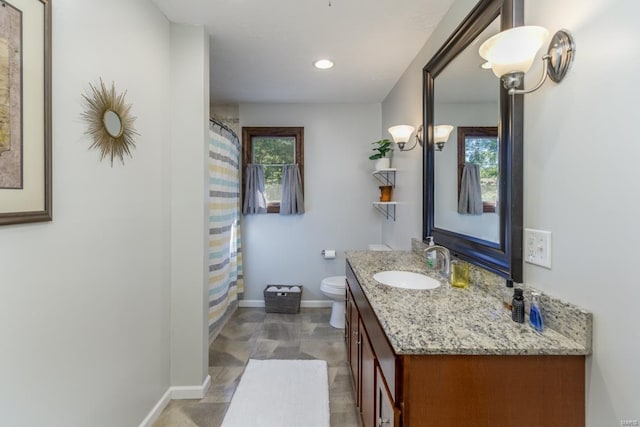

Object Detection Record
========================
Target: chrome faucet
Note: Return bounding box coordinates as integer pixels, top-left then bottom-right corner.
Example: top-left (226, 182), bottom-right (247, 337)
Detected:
top-left (424, 245), bottom-right (451, 280)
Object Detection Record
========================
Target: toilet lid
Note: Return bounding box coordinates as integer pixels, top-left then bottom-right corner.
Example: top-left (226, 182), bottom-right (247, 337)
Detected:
top-left (321, 275), bottom-right (346, 292)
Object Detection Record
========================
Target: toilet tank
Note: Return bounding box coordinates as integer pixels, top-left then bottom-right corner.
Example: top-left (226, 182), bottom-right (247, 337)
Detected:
top-left (368, 244), bottom-right (392, 251)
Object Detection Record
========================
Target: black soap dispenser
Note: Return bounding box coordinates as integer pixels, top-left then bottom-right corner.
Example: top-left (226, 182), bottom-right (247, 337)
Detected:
top-left (512, 288), bottom-right (525, 323)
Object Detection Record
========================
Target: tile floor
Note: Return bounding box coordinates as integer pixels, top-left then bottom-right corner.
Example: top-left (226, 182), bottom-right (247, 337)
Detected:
top-left (153, 308), bottom-right (361, 427)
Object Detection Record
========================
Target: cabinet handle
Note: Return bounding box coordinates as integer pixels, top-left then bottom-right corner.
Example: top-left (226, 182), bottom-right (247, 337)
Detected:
top-left (378, 418), bottom-right (390, 426)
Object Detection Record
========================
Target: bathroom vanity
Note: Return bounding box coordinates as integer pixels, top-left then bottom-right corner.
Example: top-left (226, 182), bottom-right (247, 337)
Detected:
top-left (345, 251), bottom-right (591, 427)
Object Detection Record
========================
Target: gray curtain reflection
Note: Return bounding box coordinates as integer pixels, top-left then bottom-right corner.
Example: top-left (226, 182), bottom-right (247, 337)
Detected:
top-left (243, 164), bottom-right (267, 214)
top-left (458, 163), bottom-right (483, 215)
top-left (280, 164), bottom-right (305, 215)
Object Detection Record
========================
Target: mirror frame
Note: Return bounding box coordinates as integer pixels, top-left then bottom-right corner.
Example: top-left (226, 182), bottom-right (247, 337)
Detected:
top-left (423, 0), bottom-right (523, 282)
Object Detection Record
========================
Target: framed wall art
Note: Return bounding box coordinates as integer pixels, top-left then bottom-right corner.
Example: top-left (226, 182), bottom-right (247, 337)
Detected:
top-left (0, 0), bottom-right (52, 226)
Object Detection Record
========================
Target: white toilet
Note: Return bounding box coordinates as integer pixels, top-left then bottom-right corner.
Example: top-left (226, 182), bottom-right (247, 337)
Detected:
top-left (321, 244), bottom-right (391, 329)
top-left (320, 276), bottom-right (347, 329)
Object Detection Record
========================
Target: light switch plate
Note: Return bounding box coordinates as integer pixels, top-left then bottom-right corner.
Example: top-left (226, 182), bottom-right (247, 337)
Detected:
top-left (524, 228), bottom-right (552, 269)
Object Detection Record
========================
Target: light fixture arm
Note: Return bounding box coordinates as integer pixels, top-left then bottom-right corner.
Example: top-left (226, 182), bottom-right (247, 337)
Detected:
top-left (507, 54), bottom-right (550, 95)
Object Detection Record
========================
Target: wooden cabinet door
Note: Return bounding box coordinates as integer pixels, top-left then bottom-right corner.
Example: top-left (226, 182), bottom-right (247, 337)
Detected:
top-left (345, 289), bottom-right (351, 349)
top-left (347, 292), bottom-right (360, 406)
top-left (376, 367), bottom-right (399, 427)
top-left (343, 287), bottom-right (349, 343)
top-left (360, 322), bottom-right (376, 427)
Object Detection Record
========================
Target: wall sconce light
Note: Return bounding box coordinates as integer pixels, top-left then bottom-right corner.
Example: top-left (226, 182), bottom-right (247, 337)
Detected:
top-left (388, 124), bottom-right (423, 151)
top-left (434, 125), bottom-right (454, 151)
top-left (479, 26), bottom-right (575, 95)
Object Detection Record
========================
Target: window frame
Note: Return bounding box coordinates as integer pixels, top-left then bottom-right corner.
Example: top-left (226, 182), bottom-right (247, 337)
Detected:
top-left (242, 127), bottom-right (304, 214)
top-left (457, 126), bottom-right (499, 213)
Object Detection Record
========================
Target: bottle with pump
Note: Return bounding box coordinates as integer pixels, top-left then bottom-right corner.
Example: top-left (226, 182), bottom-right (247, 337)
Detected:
top-left (529, 292), bottom-right (544, 332)
top-left (425, 236), bottom-right (437, 269)
top-left (512, 288), bottom-right (525, 323)
top-left (503, 279), bottom-right (514, 313)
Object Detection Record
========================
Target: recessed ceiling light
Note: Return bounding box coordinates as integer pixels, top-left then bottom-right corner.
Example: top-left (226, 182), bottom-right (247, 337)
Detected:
top-left (313, 59), bottom-right (334, 70)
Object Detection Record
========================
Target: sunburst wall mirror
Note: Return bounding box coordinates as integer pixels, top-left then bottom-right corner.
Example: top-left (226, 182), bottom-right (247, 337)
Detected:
top-left (81, 79), bottom-right (138, 166)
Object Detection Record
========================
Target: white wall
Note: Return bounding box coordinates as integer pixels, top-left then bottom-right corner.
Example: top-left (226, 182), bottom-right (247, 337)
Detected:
top-left (239, 103), bottom-right (382, 300)
top-left (169, 24), bottom-right (210, 389)
top-left (524, 0), bottom-right (640, 425)
top-left (382, 0), bottom-right (640, 424)
top-left (0, 1), bottom-right (172, 426)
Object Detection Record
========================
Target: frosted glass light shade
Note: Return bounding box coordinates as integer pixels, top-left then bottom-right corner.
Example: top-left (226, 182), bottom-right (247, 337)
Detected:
top-left (388, 125), bottom-right (415, 144)
top-left (479, 26), bottom-right (549, 78)
top-left (434, 125), bottom-right (454, 143)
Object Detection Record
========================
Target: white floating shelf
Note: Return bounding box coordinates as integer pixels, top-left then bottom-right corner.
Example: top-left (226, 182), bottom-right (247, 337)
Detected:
top-left (372, 169), bottom-right (396, 187)
top-left (371, 168), bottom-right (397, 175)
top-left (372, 202), bottom-right (396, 220)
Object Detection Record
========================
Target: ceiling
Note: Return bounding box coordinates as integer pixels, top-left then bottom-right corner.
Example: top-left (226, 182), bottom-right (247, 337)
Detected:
top-left (152, 0), bottom-right (455, 104)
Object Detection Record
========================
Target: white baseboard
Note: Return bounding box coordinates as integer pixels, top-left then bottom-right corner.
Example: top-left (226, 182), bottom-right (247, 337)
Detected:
top-left (139, 389), bottom-right (171, 427)
top-left (301, 300), bottom-right (333, 308)
top-left (139, 374), bottom-right (211, 427)
top-left (238, 299), bottom-right (265, 308)
top-left (171, 374), bottom-right (211, 399)
top-left (239, 300), bottom-right (332, 308)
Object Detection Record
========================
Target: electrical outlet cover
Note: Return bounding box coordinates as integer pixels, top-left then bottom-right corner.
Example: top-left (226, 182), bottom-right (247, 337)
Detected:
top-left (524, 228), bottom-right (552, 269)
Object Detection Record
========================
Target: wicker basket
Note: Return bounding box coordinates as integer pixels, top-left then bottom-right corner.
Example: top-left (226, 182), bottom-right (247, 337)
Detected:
top-left (263, 285), bottom-right (303, 314)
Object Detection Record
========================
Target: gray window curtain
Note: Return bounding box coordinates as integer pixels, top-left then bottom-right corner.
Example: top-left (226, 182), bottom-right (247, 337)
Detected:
top-left (458, 163), bottom-right (483, 215)
top-left (243, 164), bottom-right (267, 214)
top-left (280, 164), bottom-right (305, 215)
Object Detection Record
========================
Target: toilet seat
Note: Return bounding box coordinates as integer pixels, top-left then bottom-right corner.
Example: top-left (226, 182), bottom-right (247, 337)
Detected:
top-left (320, 276), bottom-right (346, 295)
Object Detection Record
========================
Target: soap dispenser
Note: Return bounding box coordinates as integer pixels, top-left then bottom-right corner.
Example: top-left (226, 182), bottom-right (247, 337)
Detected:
top-left (529, 292), bottom-right (544, 332)
top-left (502, 279), bottom-right (514, 313)
top-left (425, 236), bottom-right (437, 269)
top-left (512, 288), bottom-right (525, 323)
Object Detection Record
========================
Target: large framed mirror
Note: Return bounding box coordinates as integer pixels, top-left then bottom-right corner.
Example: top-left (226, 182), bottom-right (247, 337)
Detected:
top-left (423, 0), bottom-right (523, 282)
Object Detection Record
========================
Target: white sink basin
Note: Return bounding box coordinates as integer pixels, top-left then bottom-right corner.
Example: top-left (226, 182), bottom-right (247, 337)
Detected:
top-left (373, 271), bottom-right (441, 290)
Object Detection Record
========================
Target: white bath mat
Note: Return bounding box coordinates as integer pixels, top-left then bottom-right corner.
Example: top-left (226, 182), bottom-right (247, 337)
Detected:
top-left (222, 359), bottom-right (330, 427)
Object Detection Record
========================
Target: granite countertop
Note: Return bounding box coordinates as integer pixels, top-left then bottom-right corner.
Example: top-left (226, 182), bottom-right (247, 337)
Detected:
top-left (346, 250), bottom-right (591, 356)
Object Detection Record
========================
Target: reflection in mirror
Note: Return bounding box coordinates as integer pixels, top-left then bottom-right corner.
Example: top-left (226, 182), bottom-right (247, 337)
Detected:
top-left (103, 110), bottom-right (123, 138)
top-left (457, 127), bottom-right (498, 215)
top-left (433, 17), bottom-right (500, 244)
top-left (423, 0), bottom-right (523, 281)
top-left (434, 125), bottom-right (454, 151)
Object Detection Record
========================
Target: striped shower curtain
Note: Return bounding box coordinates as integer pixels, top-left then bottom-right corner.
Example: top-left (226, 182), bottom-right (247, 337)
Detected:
top-left (208, 120), bottom-right (244, 343)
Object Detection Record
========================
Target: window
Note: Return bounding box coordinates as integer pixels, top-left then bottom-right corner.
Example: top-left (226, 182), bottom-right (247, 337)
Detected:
top-left (457, 127), bottom-right (498, 213)
top-left (242, 127), bottom-right (304, 214)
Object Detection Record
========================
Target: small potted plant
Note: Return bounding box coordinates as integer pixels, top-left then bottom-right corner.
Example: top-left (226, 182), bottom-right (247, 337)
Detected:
top-left (369, 139), bottom-right (393, 171)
